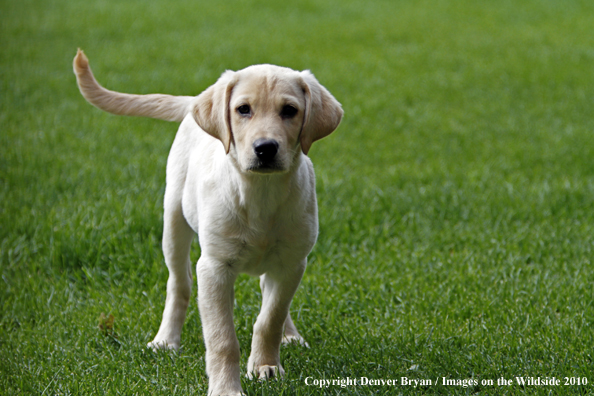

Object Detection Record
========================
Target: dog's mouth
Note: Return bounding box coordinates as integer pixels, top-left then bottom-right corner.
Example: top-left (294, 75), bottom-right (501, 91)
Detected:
top-left (246, 161), bottom-right (285, 174)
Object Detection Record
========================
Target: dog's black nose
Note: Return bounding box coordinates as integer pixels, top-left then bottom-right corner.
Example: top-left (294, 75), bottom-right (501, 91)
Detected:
top-left (253, 139), bottom-right (279, 162)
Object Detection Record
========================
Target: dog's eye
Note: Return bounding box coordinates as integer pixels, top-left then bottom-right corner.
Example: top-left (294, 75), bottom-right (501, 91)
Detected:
top-left (237, 105), bottom-right (251, 115)
top-left (280, 105), bottom-right (298, 119)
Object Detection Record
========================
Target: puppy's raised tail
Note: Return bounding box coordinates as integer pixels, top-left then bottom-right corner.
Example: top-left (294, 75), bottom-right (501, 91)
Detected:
top-left (73, 49), bottom-right (194, 122)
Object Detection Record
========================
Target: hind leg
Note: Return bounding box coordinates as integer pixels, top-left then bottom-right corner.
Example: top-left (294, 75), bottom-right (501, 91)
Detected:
top-left (282, 312), bottom-right (309, 347)
top-left (257, 275), bottom-right (308, 347)
top-left (148, 203), bottom-right (194, 350)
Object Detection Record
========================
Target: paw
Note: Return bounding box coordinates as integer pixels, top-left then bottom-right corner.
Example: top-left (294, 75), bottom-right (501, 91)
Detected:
top-left (147, 338), bottom-right (179, 351)
top-left (209, 390), bottom-right (243, 396)
top-left (248, 364), bottom-right (285, 380)
top-left (282, 334), bottom-right (309, 348)
top-left (208, 381), bottom-right (244, 395)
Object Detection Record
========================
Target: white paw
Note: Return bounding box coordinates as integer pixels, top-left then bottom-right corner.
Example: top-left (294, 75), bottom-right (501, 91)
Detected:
top-left (208, 382), bottom-right (244, 396)
top-left (282, 334), bottom-right (309, 348)
top-left (147, 339), bottom-right (179, 351)
top-left (248, 364), bottom-right (285, 380)
top-left (209, 390), bottom-right (243, 396)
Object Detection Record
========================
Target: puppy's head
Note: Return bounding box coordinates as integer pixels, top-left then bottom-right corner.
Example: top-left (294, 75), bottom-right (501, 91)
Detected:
top-left (192, 64), bottom-right (343, 174)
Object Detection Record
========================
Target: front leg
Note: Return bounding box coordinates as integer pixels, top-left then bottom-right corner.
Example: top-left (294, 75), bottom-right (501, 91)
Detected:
top-left (197, 257), bottom-right (243, 396)
top-left (247, 260), bottom-right (306, 379)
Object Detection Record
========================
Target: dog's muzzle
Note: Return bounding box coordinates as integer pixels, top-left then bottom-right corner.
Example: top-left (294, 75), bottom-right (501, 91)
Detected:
top-left (253, 138), bottom-right (279, 163)
top-left (248, 138), bottom-right (284, 173)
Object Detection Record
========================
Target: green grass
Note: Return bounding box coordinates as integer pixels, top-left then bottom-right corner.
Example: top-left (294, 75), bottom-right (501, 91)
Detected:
top-left (2, 0), bottom-right (594, 394)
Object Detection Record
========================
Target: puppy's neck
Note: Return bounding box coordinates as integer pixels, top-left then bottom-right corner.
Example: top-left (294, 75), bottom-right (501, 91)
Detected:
top-left (229, 154), bottom-right (305, 221)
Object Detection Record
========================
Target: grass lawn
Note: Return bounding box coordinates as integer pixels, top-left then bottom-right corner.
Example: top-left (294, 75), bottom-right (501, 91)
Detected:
top-left (2, 0), bottom-right (594, 394)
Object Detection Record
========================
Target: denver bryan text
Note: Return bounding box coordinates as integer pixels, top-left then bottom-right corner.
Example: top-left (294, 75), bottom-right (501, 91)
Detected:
top-left (304, 377), bottom-right (432, 388)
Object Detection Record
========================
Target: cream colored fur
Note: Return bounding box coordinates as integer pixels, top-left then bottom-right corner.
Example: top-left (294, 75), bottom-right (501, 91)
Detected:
top-left (73, 49), bottom-right (343, 396)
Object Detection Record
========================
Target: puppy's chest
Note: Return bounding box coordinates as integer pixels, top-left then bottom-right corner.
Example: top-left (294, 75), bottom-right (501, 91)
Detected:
top-left (221, 214), bottom-right (296, 275)
top-left (195, 176), bottom-right (317, 274)
top-left (209, 206), bottom-right (308, 276)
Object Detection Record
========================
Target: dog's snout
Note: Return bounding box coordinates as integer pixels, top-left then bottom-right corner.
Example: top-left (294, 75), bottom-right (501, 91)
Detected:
top-left (253, 139), bottom-right (279, 162)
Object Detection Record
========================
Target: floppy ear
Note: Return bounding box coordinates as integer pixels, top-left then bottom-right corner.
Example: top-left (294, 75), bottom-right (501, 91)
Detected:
top-left (299, 71), bottom-right (344, 155)
top-left (192, 71), bottom-right (238, 154)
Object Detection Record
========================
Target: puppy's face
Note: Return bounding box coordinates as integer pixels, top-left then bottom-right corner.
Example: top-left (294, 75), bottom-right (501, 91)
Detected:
top-left (228, 69), bottom-right (305, 174)
top-left (192, 64), bottom-right (343, 174)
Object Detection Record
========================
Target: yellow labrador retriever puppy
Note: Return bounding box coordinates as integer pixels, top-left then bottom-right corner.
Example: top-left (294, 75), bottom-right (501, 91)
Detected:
top-left (73, 50), bottom-right (342, 396)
